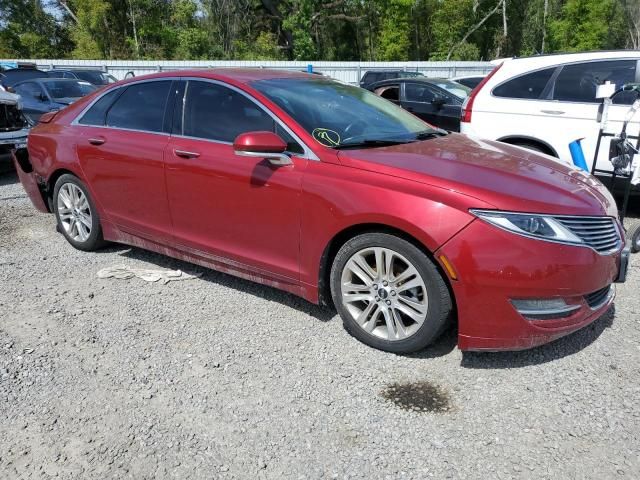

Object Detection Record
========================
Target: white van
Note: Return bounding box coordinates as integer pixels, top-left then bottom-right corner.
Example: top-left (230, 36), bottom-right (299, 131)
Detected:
top-left (460, 51), bottom-right (640, 179)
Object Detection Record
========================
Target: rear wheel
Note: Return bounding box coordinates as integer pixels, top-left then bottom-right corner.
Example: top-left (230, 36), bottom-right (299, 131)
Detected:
top-left (330, 233), bottom-right (452, 353)
top-left (53, 174), bottom-right (106, 251)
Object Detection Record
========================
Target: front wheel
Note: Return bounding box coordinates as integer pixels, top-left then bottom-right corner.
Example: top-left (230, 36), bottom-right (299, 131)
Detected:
top-left (330, 233), bottom-right (452, 353)
top-left (53, 174), bottom-right (106, 251)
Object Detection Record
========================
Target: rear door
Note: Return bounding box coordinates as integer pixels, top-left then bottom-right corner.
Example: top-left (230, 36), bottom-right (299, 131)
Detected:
top-left (75, 80), bottom-right (175, 241)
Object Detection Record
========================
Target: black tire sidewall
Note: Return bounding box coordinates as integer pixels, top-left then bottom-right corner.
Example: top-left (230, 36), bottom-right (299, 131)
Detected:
top-left (53, 174), bottom-right (104, 251)
top-left (330, 233), bottom-right (452, 353)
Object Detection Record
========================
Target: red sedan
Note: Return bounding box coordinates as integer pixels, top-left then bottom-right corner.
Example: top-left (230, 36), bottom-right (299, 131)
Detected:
top-left (13, 69), bottom-right (629, 353)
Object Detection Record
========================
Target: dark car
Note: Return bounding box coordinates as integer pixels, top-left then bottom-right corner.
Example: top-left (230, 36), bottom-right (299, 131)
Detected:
top-left (0, 89), bottom-right (30, 161)
top-left (0, 68), bottom-right (49, 89)
top-left (359, 70), bottom-right (423, 89)
top-left (47, 69), bottom-right (118, 86)
top-left (368, 78), bottom-right (471, 131)
top-left (13, 78), bottom-right (97, 122)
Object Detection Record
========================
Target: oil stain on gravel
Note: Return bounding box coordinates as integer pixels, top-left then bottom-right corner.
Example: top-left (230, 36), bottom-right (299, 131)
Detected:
top-left (381, 381), bottom-right (452, 413)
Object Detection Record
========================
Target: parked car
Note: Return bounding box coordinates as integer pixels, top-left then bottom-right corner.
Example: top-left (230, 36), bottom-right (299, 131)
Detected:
top-left (0, 67), bottom-right (49, 89)
top-left (368, 78), bottom-right (471, 131)
top-left (359, 70), bottom-right (423, 89)
top-left (451, 75), bottom-right (485, 89)
top-left (14, 70), bottom-right (627, 353)
top-left (460, 51), bottom-right (640, 180)
top-left (47, 69), bottom-right (118, 86)
top-left (13, 78), bottom-right (97, 122)
top-left (0, 89), bottom-right (30, 157)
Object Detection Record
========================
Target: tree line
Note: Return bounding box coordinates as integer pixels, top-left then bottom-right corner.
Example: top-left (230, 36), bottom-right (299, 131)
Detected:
top-left (1, 0), bottom-right (639, 62)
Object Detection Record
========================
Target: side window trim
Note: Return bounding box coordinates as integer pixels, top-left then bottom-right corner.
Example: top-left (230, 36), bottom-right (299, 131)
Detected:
top-left (72, 77), bottom-right (177, 133)
top-left (173, 77), bottom-right (319, 161)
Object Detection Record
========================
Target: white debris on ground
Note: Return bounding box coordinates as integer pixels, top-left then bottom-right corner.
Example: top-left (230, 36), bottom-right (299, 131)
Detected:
top-left (97, 264), bottom-right (202, 284)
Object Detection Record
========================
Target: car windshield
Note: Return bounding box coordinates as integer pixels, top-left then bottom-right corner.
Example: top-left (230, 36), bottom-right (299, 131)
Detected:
top-left (429, 79), bottom-right (471, 99)
top-left (252, 78), bottom-right (437, 148)
top-left (45, 80), bottom-right (96, 100)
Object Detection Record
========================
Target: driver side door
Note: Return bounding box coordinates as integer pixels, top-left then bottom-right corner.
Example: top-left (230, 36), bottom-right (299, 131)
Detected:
top-left (164, 79), bottom-right (307, 282)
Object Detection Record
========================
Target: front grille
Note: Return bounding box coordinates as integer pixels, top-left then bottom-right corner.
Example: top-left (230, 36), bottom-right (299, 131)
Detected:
top-left (554, 216), bottom-right (621, 253)
top-left (584, 285), bottom-right (613, 309)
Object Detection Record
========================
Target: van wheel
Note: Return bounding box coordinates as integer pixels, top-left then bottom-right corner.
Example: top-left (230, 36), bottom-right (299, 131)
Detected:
top-left (509, 141), bottom-right (552, 156)
top-left (627, 218), bottom-right (640, 253)
top-left (330, 233), bottom-right (452, 353)
top-left (53, 174), bottom-right (106, 251)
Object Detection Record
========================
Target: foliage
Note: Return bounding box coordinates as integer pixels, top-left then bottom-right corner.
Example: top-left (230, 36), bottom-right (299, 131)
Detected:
top-left (0, 0), bottom-right (636, 61)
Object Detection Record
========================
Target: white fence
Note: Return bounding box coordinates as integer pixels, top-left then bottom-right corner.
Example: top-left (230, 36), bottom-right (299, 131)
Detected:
top-left (2, 59), bottom-right (493, 83)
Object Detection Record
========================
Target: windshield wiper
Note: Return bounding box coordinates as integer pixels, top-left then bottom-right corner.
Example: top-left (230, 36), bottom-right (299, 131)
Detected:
top-left (335, 139), bottom-right (416, 149)
top-left (414, 129), bottom-right (449, 140)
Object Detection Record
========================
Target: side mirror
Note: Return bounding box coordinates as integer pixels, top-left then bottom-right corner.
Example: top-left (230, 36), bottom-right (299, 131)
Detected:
top-left (431, 95), bottom-right (446, 108)
top-left (233, 131), bottom-right (292, 166)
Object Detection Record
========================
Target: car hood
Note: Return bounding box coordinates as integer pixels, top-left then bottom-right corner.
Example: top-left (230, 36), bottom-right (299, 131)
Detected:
top-left (337, 133), bottom-right (618, 217)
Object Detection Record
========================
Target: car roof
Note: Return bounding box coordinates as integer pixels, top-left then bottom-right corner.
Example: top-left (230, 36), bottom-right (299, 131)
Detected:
top-left (497, 50), bottom-right (640, 69)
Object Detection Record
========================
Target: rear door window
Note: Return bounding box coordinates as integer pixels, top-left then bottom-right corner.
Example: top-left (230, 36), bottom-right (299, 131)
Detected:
top-left (493, 67), bottom-right (556, 100)
top-left (106, 81), bottom-right (171, 133)
top-left (78, 89), bottom-right (122, 126)
top-left (552, 60), bottom-right (637, 104)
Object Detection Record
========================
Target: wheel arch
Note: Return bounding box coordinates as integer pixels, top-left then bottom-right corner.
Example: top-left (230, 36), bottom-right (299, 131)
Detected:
top-left (44, 168), bottom-right (83, 212)
top-left (497, 135), bottom-right (558, 157)
top-left (317, 223), bottom-right (457, 318)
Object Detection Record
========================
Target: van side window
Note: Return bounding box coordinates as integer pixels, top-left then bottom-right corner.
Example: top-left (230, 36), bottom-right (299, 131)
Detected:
top-left (493, 68), bottom-right (555, 100)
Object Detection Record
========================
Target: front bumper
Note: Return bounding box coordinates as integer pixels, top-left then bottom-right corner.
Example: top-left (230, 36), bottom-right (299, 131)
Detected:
top-left (437, 219), bottom-right (623, 351)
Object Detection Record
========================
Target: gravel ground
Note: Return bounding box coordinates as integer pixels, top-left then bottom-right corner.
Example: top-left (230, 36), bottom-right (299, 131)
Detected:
top-left (1, 169), bottom-right (639, 480)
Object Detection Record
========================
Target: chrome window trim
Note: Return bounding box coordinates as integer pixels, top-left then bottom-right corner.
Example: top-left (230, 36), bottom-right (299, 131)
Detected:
top-left (180, 77), bottom-right (319, 161)
top-left (71, 77), bottom-right (177, 127)
top-left (70, 76), bottom-right (319, 161)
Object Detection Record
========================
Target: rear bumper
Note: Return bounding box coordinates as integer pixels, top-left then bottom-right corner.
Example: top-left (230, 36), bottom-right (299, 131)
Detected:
top-left (11, 148), bottom-right (49, 213)
top-left (437, 219), bottom-right (622, 351)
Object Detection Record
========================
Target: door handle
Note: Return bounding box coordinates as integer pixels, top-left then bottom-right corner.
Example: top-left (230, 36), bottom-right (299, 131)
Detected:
top-left (174, 149), bottom-right (201, 159)
top-left (88, 137), bottom-right (105, 146)
top-left (540, 110), bottom-right (565, 115)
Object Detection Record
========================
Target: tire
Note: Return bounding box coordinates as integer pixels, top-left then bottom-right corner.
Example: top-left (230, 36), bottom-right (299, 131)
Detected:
top-left (330, 233), bottom-right (452, 353)
top-left (626, 218), bottom-right (640, 253)
top-left (53, 174), bottom-right (106, 251)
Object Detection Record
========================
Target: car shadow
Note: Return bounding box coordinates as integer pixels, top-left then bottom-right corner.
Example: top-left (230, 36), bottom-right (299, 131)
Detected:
top-left (97, 244), bottom-right (336, 323)
top-left (0, 170), bottom-right (18, 186)
top-left (460, 305), bottom-right (615, 369)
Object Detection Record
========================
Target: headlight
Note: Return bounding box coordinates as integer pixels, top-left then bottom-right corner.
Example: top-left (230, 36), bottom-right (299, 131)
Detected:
top-left (470, 209), bottom-right (583, 245)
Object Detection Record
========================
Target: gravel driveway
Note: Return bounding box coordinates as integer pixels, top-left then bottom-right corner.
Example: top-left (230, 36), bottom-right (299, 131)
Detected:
top-left (1, 170), bottom-right (639, 479)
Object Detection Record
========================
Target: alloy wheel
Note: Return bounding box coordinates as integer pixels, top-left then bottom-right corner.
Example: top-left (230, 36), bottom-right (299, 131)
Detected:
top-left (340, 247), bottom-right (429, 341)
top-left (57, 183), bottom-right (92, 242)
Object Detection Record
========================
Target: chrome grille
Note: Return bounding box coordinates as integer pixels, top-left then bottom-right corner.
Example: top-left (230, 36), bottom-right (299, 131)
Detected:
top-left (554, 216), bottom-right (621, 254)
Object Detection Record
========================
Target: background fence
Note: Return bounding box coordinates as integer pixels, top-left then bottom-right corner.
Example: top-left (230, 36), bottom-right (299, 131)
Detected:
top-left (1, 59), bottom-right (494, 83)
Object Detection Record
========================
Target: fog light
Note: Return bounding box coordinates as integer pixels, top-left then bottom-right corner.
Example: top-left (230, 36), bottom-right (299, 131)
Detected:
top-left (510, 298), bottom-right (580, 320)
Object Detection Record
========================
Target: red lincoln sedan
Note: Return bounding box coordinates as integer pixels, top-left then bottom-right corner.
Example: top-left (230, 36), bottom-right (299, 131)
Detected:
top-left (13, 69), bottom-right (629, 353)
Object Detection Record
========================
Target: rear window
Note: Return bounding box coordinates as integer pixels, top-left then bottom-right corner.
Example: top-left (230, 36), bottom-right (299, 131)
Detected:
top-left (106, 81), bottom-right (171, 133)
top-left (493, 67), bottom-right (556, 100)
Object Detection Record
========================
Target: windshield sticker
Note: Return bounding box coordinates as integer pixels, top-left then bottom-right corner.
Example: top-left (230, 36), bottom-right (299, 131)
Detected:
top-left (312, 128), bottom-right (341, 147)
